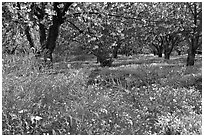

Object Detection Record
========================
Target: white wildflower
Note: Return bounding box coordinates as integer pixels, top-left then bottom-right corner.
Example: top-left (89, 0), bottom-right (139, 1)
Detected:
top-left (31, 115), bottom-right (43, 123)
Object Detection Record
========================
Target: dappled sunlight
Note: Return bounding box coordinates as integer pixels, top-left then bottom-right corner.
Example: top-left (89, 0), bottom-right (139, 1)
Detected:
top-left (2, 1), bottom-right (202, 135)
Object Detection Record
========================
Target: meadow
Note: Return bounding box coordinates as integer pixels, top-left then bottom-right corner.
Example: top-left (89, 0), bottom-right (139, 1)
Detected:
top-left (2, 54), bottom-right (202, 135)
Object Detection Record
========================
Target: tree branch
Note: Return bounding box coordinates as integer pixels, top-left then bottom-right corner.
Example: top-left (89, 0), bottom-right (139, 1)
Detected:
top-left (16, 2), bottom-right (35, 48)
top-left (62, 2), bottom-right (73, 16)
top-left (67, 20), bottom-right (84, 33)
top-left (70, 11), bottom-right (142, 21)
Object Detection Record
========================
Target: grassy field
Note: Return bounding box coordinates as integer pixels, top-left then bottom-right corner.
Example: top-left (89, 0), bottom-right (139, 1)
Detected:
top-left (2, 54), bottom-right (202, 135)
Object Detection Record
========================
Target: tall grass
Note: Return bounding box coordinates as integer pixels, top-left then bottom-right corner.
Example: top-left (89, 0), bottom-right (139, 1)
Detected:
top-left (2, 54), bottom-right (202, 135)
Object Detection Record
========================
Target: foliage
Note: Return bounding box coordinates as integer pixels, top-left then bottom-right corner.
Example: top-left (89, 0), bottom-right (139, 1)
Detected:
top-left (2, 2), bottom-right (202, 135)
top-left (2, 2), bottom-right (202, 66)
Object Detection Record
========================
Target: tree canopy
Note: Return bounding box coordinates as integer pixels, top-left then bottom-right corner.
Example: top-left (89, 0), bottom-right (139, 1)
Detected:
top-left (2, 2), bottom-right (202, 66)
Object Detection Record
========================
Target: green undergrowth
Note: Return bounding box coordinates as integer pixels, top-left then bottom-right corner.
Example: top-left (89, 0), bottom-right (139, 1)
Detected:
top-left (2, 54), bottom-right (202, 135)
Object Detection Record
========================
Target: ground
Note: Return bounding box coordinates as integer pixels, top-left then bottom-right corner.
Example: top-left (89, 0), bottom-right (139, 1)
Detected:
top-left (2, 54), bottom-right (202, 135)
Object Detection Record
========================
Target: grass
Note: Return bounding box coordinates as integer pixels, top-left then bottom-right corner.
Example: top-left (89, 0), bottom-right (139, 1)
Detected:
top-left (2, 54), bottom-right (202, 135)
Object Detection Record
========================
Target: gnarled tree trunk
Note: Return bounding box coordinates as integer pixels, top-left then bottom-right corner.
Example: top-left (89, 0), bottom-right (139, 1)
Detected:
top-left (43, 21), bottom-right (60, 63)
top-left (32, 2), bottom-right (73, 68)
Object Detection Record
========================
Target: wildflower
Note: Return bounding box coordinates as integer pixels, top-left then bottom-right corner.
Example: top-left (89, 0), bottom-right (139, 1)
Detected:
top-left (30, 115), bottom-right (43, 123)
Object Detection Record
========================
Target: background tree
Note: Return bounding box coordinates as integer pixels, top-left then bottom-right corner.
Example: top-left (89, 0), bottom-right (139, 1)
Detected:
top-left (181, 2), bottom-right (202, 66)
top-left (2, 2), bottom-right (36, 54)
top-left (31, 2), bottom-right (73, 66)
top-left (2, 2), bottom-right (202, 67)
top-left (143, 3), bottom-right (188, 59)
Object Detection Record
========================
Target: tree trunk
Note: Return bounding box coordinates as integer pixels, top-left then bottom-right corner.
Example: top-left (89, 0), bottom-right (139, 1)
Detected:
top-left (153, 50), bottom-right (157, 56)
top-left (25, 26), bottom-right (35, 48)
top-left (158, 50), bottom-right (162, 57)
top-left (185, 3), bottom-right (202, 66)
top-left (33, 2), bottom-right (73, 68)
top-left (163, 34), bottom-right (177, 60)
top-left (185, 34), bottom-right (200, 66)
top-left (153, 36), bottom-right (164, 58)
top-left (164, 46), bottom-right (171, 60)
top-left (155, 44), bottom-right (163, 57)
top-left (113, 38), bottom-right (123, 58)
top-left (187, 50), bottom-right (196, 66)
top-left (164, 52), bottom-right (170, 59)
top-left (39, 23), bottom-right (46, 47)
top-left (94, 49), bottom-right (113, 67)
top-left (98, 56), bottom-right (113, 67)
top-left (158, 53), bottom-right (162, 57)
top-left (112, 46), bottom-right (119, 58)
top-left (44, 22), bottom-right (60, 62)
top-left (185, 33), bottom-right (200, 66)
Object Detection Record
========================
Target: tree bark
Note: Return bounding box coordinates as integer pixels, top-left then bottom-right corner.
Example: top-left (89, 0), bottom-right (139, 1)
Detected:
top-left (157, 46), bottom-right (163, 57)
top-left (25, 26), bottom-right (35, 48)
top-left (163, 33), bottom-right (181, 60)
top-left (113, 46), bottom-right (119, 58)
top-left (158, 52), bottom-right (162, 57)
top-left (39, 23), bottom-right (46, 47)
top-left (185, 32), bottom-right (200, 66)
top-left (43, 21), bottom-right (60, 62)
top-left (185, 2), bottom-right (202, 66)
top-left (38, 2), bottom-right (73, 66)
top-left (187, 48), bottom-right (196, 66)
top-left (97, 56), bottom-right (113, 67)
top-left (164, 52), bottom-right (170, 59)
top-left (153, 49), bottom-right (157, 56)
top-left (164, 47), bottom-right (171, 60)
top-left (186, 35), bottom-right (200, 66)
top-left (94, 46), bottom-right (113, 67)
top-left (112, 38), bottom-right (123, 58)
